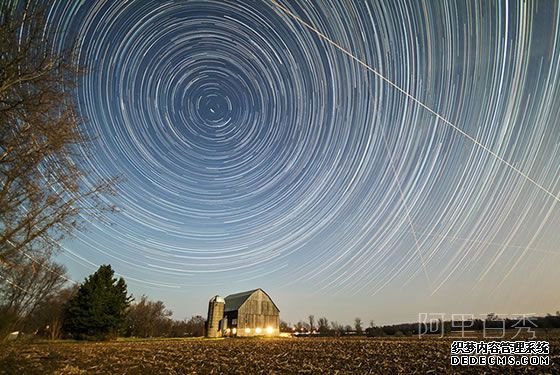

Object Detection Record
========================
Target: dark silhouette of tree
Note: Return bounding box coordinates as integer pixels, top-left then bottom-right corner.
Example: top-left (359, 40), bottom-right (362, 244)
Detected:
top-left (279, 320), bottom-right (290, 332)
top-left (63, 265), bottom-right (131, 340)
top-left (0, 253), bottom-right (68, 337)
top-left (185, 315), bottom-right (205, 337)
top-left (295, 320), bottom-right (310, 332)
top-left (125, 295), bottom-right (172, 338)
top-left (0, 258), bottom-right (65, 317)
top-left (330, 321), bottom-right (344, 336)
top-left (354, 317), bottom-right (362, 335)
top-left (308, 314), bottom-right (315, 332)
top-left (317, 317), bottom-right (329, 333)
top-left (161, 315), bottom-right (206, 338)
top-left (25, 284), bottom-right (78, 339)
top-left (123, 293), bottom-right (207, 338)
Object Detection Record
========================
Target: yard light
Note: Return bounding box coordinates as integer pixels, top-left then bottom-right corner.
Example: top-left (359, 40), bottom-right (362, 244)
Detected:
top-left (266, 326), bottom-right (273, 334)
top-left (245, 328), bottom-right (251, 334)
top-left (232, 328), bottom-right (237, 335)
top-left (255, 327), bottom-right (262, 334)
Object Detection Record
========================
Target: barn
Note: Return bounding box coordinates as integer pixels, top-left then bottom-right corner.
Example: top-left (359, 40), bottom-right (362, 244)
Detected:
top-left (206, 288), bottom-right (280, 337)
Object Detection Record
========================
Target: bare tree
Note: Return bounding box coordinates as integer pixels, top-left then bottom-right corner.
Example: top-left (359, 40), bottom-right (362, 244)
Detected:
top-left (125, 295), bottom-right (172, 338)
top-left (330, 321), bottom-right (345, 336)
top-left (0, 4), bottom-right (116, 268)
top-left (279, 320), bottom-right (290, 332)
top-left (25, 284), bottom-right (78, 339)
top-left (185, 315), bottom-right (205, 337)
top-left (165, 315), bottom-right (206, 337)
top-left (295, 320), bottom-right (310, 332)
top-left (354, 317), bottom-right (362, 335)
top-left (0, 253), bottom-right (69, 336)
top-left (308, 314), bottom-right (315, 332)
top-left (317, 317), bottom-right (329, 333)
top-left (0, 255), bottom-right (66, 316)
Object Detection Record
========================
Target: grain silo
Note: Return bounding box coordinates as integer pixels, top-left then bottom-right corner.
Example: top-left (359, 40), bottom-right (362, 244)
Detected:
top-left (206, 295), bottom-right (225, 337)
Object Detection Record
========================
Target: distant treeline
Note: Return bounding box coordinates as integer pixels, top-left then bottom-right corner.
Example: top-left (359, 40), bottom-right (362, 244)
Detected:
top-left (284, 312), bottom-right (560, 337)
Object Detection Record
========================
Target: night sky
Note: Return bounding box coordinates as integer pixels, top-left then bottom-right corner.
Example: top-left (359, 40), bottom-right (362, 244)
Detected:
top-left (14, 0), bottom-right (560, 324)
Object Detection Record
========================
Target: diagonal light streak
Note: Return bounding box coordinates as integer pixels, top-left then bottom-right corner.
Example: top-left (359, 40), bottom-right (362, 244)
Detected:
top-left (269, 0), bottom-right (560, 204)
top-left (379, 127), bottom-right (432, 289)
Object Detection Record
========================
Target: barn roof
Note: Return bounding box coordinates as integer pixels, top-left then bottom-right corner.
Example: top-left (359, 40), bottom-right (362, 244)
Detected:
top-left (224, 289), bottom-right (258, 312)
top-left (224, 288), bottom-right (279, 313)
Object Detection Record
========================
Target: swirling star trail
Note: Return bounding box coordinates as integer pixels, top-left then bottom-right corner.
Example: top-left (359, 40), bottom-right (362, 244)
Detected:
top-left (7, 0), bottom-right (560, 321)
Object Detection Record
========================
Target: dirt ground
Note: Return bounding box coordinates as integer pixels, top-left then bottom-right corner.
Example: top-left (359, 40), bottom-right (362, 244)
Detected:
top-left (0, 336), bottom-right (558, 374)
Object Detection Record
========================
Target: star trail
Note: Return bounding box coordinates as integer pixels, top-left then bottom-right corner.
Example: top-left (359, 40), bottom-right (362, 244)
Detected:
top-left (9, 0), bottom-right (560, 321)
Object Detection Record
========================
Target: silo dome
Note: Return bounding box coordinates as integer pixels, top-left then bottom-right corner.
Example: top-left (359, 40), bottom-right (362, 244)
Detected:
top-left (209, 295), bottom-right (225, 303)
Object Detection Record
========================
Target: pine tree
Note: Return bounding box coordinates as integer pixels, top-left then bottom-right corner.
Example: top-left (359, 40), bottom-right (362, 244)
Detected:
top-left (63, 265), bottom-right (131, 340)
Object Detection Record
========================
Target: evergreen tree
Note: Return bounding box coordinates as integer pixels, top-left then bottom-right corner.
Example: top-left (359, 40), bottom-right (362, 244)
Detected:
top-left (63, 265), bottom-right (131, 340)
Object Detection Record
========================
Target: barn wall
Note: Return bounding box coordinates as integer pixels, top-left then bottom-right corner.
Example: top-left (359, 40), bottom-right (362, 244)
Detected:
top-left (236, 289), bottom-right (279, 336)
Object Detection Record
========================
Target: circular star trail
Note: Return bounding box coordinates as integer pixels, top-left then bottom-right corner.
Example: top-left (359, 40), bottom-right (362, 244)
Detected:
top-left (12, 1), bottom-right (560, 294)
